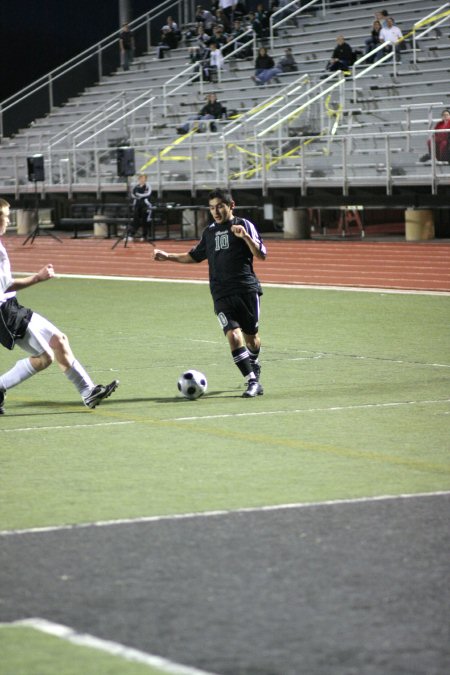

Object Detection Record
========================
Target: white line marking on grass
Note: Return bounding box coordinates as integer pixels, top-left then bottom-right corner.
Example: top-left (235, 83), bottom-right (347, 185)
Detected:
top-left (19, 272), bottom-right (450, 296)
top-left (165, 398), bottom-right (450, 422)
top-left (0, 618), bottom-right (216, 675)
top-left (1, 491), bottom-right (449, 538)
top-left (0, 421), bottom-right (134, 434)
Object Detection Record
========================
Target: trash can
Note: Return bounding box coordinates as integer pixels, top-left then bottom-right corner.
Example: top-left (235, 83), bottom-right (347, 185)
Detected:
top-left (405, 209), bottom-right (435, 241)
top-left (182, 209), bottom-right (197, 238)
top-left (16, 210), bottom-right (35, 235)
top-left (283, 208), bottom-right (310, 239)
top-left (93, 213), bottom-right (108, 238)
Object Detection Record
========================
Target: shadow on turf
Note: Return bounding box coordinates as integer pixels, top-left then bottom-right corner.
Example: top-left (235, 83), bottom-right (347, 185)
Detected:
top-left (117, 389), bottom-right (243, 404)
top-left (4, 389), bottom-right (246, 414)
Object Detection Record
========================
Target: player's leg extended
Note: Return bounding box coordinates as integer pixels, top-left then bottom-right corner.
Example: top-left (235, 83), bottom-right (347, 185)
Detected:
top-left (50, 331), bottom-right (118, 408)
top-left (49, 331), bottom-right (92, 396)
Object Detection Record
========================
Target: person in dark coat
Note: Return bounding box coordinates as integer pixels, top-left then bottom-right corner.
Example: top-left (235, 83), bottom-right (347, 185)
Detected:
top-left (326, 35), bottom-right (354, 71)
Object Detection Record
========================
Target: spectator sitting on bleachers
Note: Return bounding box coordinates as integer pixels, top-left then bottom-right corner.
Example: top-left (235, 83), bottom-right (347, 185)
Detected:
top-left (277, 47), bottom-right (297, 73)
top-left (195, 4), bottom-right (215, 32)
top-left (156, 16), bottom-right (181, 59)
top-left (364, 20), bottom-right (382, 62)
top-left (326, 35), bottom-right (354, 72)
top-left (188, 24), bottom-right (211, 63)
top-left (202, 42), bottom-right (225, 81)
top-left (223, 19), bottom-right (252, 58)
top-left (214, 7), bottom-right (232, 32)
top-left (210, 24), bottom-right (228, 49)
top-left (252, 46), bottom-right (282, 86)
top-left (420, 109), bottom-right (450, 163)
top-left (177, 93), bottom-right (227, 135)
top-left (248, 11), bottom-right (264, 41)
top-left (379, 16), bottom-right (403, 62)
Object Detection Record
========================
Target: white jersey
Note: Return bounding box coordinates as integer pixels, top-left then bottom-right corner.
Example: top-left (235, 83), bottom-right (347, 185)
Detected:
top-left (0, 240), bottom-right (16, 306)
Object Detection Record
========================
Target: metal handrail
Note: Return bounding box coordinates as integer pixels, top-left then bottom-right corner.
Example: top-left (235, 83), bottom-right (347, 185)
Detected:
top-left (412, 3), bottom-right (450, 64)
top-left (221, 73), bottom-right (311, 138)
top-left (2, 127), bottom-right (449, 199)
top-left (76, 91), bottom-right (155, 147)
top-left (257, 71), bottom-right (344, 136)
top-left (49, 92), bottom-right (126, 148)
top-left (0, 0), bottom-right (181, 140)
top-left (270, 0), bottom-right (325, 50)
top-left (351, 43), bottom-right (396, 104)
top-left (162, 27), bottom-right (256, 114)
top-left (200, 28), bottom-right (256, 93)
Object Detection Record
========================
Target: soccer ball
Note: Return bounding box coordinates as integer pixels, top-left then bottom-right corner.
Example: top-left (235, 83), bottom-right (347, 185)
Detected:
top-left (177, 370), bottom-right (208, 400)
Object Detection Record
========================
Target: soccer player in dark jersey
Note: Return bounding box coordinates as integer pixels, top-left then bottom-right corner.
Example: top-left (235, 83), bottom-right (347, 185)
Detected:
top-left (154, 188), bottom-right (267, 398)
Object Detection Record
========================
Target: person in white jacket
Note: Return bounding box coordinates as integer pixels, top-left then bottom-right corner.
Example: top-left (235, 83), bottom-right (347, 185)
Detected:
top-left (379, 17), bottom-right (404, 61)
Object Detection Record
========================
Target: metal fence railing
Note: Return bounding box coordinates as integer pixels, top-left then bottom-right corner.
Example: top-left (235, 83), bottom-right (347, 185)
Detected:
top-left (1, 128), bottom-right (448, 199)
top-left (0, 0), bottom-right (183, 140)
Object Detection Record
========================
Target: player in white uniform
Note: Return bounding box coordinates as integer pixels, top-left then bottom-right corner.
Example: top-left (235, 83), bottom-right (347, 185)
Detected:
top-left (0, 198), bottom-right (118, 414)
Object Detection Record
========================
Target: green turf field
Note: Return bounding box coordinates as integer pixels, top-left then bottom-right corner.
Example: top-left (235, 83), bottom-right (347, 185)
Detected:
top-left (0, 626), bottom-right (170, 675)
top-left (1, 278), bottom-right (449, 532)
top-left (1, 278), bottom-right (449, 673)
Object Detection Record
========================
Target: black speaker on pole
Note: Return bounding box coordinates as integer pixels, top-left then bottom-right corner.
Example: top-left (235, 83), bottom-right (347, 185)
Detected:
top-left (117, 147), bottom-right (135, 177)
top-left (27, 155), bottom-right (45, 182)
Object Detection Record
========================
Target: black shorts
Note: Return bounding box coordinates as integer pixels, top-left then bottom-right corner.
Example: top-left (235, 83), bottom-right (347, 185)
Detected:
top-left (214, 292), bottom-right (261, 336)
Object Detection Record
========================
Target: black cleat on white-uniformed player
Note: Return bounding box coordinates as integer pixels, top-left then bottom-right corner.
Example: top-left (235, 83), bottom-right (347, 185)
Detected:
top-left (0, 389), bottom-right (5, 414)
top-left (242, 379), bottom-right (264, 398)
top-left (84, 380), bottom-right (119, 409)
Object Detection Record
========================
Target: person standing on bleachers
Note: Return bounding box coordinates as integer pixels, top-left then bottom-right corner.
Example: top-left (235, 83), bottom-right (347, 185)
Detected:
top-left (119, 23), bottom-right (134, 71)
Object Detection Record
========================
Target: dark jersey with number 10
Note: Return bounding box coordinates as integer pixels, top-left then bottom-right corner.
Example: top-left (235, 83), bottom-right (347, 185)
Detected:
top-left (189, 216), bottom-right (267, 302)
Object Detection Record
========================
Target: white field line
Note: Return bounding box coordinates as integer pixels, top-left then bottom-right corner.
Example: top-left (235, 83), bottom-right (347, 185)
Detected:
top-left (0, 618), bottom-right (217, 675)
top-left (2, 399), bottom-right (448, 434)
top-left (0, 421), bottom-right (134, 433)
top-left (165, 397), bottom-right (450, 422)
top-left (14, 272), bottom-right (450, 296)
top-left (1, 491), bottom-right (449, 538)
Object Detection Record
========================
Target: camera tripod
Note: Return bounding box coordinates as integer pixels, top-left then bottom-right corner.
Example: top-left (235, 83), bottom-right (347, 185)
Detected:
top-left (111, 176), bottom-right (134, 250)
top-left (22, 182), bottom-right (62, 246)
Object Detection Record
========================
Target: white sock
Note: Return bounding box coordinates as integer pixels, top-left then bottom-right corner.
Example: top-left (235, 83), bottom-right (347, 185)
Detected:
top-left (0, 358), bottom-right (37, 391)
top-left (64, 360), bottom-right (95, 399)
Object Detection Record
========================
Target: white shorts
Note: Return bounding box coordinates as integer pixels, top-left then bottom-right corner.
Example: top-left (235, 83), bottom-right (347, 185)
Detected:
top-left (14, 312), bottom-right (60, 357)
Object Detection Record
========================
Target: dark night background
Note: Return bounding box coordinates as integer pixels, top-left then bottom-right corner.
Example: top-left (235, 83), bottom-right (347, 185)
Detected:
top-left (0, 0), bottom-right (164, 100)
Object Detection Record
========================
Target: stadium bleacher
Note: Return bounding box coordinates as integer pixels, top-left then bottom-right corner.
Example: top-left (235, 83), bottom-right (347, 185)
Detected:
top-left (0, 0), bottom-right (448, 219)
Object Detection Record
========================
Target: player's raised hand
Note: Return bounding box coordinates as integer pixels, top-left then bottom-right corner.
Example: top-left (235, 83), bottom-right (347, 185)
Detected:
top-left (231, 224), bottom-right (246, 238)
top-left (37, 264), bottom-right (55, 281)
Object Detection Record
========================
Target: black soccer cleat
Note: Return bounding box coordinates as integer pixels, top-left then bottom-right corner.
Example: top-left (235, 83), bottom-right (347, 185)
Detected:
top-left (84, 380), bottom-right (119, 409)
top-left (242, 379), bottom-right (264, 398)
top-left (0, 389), bottom-right (5, 415)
